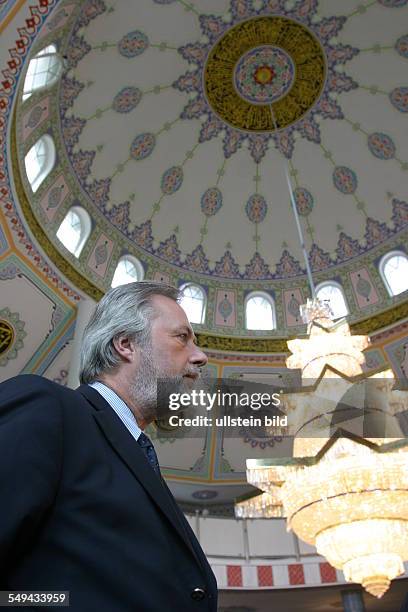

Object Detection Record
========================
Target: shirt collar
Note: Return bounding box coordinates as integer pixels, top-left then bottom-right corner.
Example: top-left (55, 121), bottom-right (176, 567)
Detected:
top-left (89, 381), bottom-right (142, 441)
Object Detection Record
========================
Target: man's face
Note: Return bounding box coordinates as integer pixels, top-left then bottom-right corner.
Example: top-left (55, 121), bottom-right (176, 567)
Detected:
top-left (149, 294), bottom-right (207, 381)
top-left (128, 295), bottom-right (208, 421)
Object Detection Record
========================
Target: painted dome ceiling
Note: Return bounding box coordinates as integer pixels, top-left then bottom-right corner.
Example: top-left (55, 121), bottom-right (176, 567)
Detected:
top-left (15, 0), bottom-right (408, 335)
top-left (7, 0), bottom-right (408, 510)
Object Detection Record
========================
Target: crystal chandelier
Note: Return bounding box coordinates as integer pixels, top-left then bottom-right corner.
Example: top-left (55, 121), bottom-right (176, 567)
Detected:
top-left (245, 434), bottom-right (408, 597)
top-left (238, 301), bottom-right (408, 598)
top-left (286, 298), bottom-right (370, 379)
top-left (235, 103), bottom-right (408, 598)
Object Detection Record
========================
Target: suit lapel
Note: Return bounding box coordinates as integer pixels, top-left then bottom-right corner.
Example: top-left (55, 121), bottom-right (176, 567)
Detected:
top-left (77, 385), bottom-right (203, 570)
top-left (161, 478), bottom-right (210, 576)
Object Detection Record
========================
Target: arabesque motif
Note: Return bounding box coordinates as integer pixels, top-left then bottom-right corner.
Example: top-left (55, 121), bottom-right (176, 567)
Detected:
top-left (204, 16), bottom-right (326, 132)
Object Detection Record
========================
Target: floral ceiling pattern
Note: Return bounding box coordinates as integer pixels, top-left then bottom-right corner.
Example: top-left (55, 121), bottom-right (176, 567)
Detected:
top-left (17, 0), bottom-right (408, 285)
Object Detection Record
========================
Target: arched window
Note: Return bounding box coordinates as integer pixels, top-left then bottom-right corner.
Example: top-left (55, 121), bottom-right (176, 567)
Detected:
top-left (179, 283), bottom-right (206, 324)
top-left (56, 206), bottom-right (91, 257)
top-left (316, 282), bottom-right (349, 319)
top-left (23, 44), bottom-right (62, 101)
top-left (245, 292), bottom-right (275, 330)
top-left (111, 255), bottom-right (144, 288)
top-left (24, 134), bottom-right (56, 193)
top-left (380, 251), bottom-right (408, 296)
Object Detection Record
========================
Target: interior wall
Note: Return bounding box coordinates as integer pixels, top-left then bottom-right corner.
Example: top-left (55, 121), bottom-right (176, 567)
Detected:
top-left (0, 1), bottom-right (79, 384)
top-left (1, 1), bottom-right (407, 416)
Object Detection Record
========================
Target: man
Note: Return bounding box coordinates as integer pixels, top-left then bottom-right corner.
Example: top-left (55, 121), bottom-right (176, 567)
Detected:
top-left (0, 282), bottom-right (217, 611)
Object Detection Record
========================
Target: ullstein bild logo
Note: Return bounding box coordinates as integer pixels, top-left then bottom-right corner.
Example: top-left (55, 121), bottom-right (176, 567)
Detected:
top-left (167, 412), bottom-right (288, 429)
top-left (155, 376), bottom-right (405, 439)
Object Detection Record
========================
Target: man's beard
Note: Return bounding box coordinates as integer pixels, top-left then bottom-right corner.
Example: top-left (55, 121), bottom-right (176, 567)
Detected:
top-left (128, 342), bottom-right (200, 423)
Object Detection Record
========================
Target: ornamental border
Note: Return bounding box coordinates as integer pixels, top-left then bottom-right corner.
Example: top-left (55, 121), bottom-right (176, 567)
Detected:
top-left (0, 0), bottom-right (81, 303)
top-left (211, 560), bottom-right (408, 590)
top-left (2, 0), bottom-right (408, 351)
top-left (11, 116), bottom-right (408, 351)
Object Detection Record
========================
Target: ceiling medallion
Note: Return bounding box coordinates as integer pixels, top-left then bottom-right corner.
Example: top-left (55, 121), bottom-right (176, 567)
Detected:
top-left (0, 319), bottom-right (14, 356)
top-left (204, 16), bottom-right (326, 132)
top-left (0, 308), bottom-right (26, 367)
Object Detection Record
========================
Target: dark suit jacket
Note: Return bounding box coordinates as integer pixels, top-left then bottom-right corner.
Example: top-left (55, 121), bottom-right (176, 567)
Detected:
top-left (0, 375), bottom-right (217, 611)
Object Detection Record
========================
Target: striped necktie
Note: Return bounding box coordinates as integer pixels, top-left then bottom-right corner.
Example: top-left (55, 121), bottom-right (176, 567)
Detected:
top-left (137, 432), bottom-right (161, 477)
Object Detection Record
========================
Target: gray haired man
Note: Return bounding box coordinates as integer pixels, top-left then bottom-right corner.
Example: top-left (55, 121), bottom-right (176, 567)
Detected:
top-left (0, 282), bottom-right (217, 611)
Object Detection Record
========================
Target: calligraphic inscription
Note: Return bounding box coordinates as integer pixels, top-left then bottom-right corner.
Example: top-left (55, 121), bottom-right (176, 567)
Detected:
top-left (204, 16), bottom-right (326, 132)
top-left (0, 320), bottom-right (14, 355)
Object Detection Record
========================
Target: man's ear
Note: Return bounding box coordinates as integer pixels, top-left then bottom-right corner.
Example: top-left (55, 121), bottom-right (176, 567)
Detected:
top-left (112, 335), bottom-right (139, 364)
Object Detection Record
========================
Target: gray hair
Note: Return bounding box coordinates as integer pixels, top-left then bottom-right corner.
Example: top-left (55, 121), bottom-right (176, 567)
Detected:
top-left (79, 281), bottom-right (180, 384)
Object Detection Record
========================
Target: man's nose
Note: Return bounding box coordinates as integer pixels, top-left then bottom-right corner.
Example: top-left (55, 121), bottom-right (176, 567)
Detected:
top-left (190, 346), bottom-right (208, 368)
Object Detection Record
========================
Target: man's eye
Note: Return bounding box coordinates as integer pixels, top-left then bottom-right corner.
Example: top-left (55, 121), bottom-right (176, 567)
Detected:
top-left (178, 333), bottom-right (188, 340)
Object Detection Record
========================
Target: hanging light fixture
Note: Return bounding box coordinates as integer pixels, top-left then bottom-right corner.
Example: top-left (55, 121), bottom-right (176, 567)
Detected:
top-left (286, 299), bottom-right (370, 379)
top-left (245, 431), bottom-right (408, 598)
top-left (235, 105), bottom-right (408, 598)
top-left (240, 311), bottom-right (408, 597)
